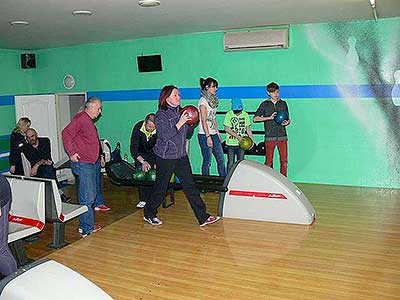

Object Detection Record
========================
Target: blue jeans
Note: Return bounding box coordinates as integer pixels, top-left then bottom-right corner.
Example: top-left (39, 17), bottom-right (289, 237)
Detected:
top-left (37, 164), bottom-right (57, 180)
top-left (198, 134), bottom-right (226, 177)
top-left (226, 145), bottom-right (245, 172)
top-left (71, 161), bottom-right (97, 235)
top-left (94, 159), bottom-right (105, 207)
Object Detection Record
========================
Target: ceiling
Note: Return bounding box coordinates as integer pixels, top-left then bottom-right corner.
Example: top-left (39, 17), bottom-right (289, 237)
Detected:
top-left (0, 0), bottom-right (399, 50)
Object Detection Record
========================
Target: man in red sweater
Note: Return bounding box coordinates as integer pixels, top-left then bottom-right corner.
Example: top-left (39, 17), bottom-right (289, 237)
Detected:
top-left (62, 97), bottom-right (105, 237)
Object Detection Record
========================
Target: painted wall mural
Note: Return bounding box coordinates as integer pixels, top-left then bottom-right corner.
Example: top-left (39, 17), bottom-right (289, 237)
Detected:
top-left (305, 20), bottom-right (400, 187)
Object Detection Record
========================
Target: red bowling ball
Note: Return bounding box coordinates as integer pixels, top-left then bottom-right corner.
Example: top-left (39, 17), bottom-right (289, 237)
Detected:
top-left (181, 105), bottom-right (199, 125)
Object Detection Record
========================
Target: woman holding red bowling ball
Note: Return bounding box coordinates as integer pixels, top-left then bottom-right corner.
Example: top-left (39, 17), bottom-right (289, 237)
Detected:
top-left (143, 85), bottom-right (220, 227)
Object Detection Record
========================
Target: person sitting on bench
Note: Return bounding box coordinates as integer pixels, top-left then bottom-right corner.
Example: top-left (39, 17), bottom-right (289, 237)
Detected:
top-left (23, 128), bottom-right (70, 202)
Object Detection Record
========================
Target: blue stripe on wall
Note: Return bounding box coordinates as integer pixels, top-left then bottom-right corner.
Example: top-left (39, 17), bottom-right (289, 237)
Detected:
top-left (88, 84), bottom-right (399, 101)
top-left (0, 135), bottom-right (10, 141)
top-left (3, 84), bottom-right (398, 105)
top-left (0, 96), bottom-right (15, 106)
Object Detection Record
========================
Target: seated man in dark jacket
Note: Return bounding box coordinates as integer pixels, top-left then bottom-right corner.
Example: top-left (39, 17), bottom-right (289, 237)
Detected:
top-left (130, 113), bottom-right (157, 208)
top-left (24, 128), bottom-right (70, 202)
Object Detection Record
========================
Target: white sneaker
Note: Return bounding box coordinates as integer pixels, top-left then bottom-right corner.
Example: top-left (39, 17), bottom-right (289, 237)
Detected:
top-left (79, 225), bottom-right (102, 235)
top-left (136, 201), bottom-right (146, 208)
top-left (143, 216), bottom-right (163, 225)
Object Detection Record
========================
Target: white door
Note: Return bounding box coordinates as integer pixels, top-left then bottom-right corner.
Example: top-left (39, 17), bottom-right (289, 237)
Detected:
top-left (56, 94), bottom-right (86, 160)
top-left (15, 94), bottom-right (59, 163)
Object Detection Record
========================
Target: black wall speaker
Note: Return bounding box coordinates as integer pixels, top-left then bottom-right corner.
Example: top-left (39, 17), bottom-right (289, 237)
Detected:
top-left (21, 53), bottom-right (36, 69)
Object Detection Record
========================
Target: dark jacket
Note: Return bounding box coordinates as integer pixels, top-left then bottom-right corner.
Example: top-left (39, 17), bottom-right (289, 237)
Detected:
top-left (23, 137), bottom-right (52, 166)
top-left (153, 106), bottom-right (194, 159)
top-left (130, 121), bottom-right (157, 167)
top-left (0, 174), bottom-right (11, 209)
top-left (9, 132), bottom-right (27, 175)
top-left (254, 99), bottom-right (289, 141)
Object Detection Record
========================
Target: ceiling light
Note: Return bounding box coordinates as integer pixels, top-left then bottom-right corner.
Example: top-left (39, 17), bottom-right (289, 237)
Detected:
top-left (138, 0), bottom-right (161, 7)
top-left (369, 0), bottom-right (378, 22)
top-left (9, 21), bottom-right (30, 26)
top-left (72, 10), bottom-right (93, 16)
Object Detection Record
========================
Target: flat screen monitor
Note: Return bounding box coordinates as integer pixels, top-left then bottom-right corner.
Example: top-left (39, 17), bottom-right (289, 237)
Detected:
top-left (137, 54), bottom-right (162, 73)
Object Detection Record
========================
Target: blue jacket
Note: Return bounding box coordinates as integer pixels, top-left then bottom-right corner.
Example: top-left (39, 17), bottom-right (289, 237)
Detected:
top-left (154, 106), bottom-right (194, 159)
top-left (0, 174), bottom-right (11, 209)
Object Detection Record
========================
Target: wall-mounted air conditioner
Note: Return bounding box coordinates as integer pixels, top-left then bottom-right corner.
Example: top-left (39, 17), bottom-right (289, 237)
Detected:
top-left (223, 28), bottom-right (289, 52)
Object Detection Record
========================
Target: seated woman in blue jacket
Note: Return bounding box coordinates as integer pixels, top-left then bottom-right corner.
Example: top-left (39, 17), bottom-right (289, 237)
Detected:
top-left (143, 85), bottom-right (220, 227)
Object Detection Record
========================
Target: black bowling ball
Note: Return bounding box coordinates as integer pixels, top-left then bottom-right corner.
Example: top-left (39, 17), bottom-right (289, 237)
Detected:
top-left (257, 142), bottom-right (266, 155)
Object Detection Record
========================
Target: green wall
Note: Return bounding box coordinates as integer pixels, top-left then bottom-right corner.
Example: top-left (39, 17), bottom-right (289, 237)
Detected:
top-left (0, 17), bottom-right (399, 188)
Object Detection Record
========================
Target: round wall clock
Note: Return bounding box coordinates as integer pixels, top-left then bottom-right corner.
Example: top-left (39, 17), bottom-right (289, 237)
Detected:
top-left (63, 74), bottom-right (75, 89)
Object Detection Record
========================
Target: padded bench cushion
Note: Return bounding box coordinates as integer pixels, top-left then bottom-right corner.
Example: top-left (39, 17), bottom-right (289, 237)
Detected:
top-left (60, 203), bottom-right (88, 222)
top-left (0, 259), bottom-right (112, 300)
top-left (8, 223), bottom-right (42, 243)
top-left (6, 176), bottom-right (46, 243)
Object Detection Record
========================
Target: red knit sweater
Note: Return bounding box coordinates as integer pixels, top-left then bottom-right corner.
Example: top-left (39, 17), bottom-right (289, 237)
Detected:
top-left (62, 111), bottom-right (100, 163)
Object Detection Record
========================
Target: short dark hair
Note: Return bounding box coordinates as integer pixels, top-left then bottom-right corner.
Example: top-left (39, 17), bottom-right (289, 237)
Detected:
top-left (267, 82), bottom-right (279, 93)
top-left (26, 128), bottom-right (37, 135)
top-left (159, 85), bottom-right (178, 110)
top-left (200, 77), bottom-right (218, 91)
top-left (144, 113), bottom-right (155, 123)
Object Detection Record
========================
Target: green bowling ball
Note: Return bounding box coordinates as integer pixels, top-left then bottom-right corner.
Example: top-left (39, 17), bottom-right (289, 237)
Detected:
top-left (132, 169), bottom-right (146, 181)
top-left (239, 136), bottom-right (254, 151)
top-left (145, 169), bottom-right (157, 181)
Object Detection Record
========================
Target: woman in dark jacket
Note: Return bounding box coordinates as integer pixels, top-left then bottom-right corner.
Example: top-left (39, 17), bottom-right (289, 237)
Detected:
top-left (0, 174), bottom-right (18, 276)
top-left (143, 85), bottom-right (220, 227)
top-left (9, 117), bottom-right (31, 175)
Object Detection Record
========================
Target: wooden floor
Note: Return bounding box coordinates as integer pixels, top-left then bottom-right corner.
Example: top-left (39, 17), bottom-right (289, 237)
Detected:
top-left (25, 178), bottom-right (139, 259)
top-left (27, 179), bottom-right (400, 300)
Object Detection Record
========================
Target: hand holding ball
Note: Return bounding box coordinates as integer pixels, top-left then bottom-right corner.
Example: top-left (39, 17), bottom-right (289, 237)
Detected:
top-left (239, 136), bottom-right (254, 151)
top-left (181, 105), bottom-right (199, 125)
top-left (274, 110), bottom-right (289, 125)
